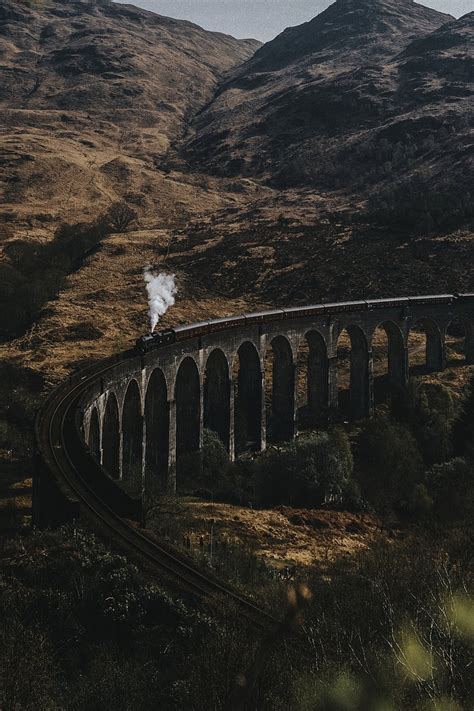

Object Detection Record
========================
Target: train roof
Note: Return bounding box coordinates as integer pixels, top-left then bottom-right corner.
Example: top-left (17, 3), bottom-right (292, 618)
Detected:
top-left (366, 297), bottom-right (409, 307)
top-left (325, 300), bottom-right (367, 310)
top-left (174, 320), bottom-right (210, 334)
top-left (284, 304), bottom-right (326, 316)
top-left (209, 315), bottom-right (246, 327)
top-left (408, 294), bottom-right (454, 304)
top-left (244, 309), bottom-right (285, 320)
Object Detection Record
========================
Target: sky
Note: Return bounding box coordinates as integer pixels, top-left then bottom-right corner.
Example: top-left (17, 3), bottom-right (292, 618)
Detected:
top-left (114, 0), bottom-right (472, 41)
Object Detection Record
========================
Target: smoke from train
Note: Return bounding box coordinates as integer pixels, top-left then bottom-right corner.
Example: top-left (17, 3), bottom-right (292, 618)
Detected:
top-left (143, 268), bottom-right (177, 332)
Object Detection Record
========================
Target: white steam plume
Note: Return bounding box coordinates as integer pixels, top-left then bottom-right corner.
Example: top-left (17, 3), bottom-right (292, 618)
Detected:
top-left (143, 267), bottom-right (177, 332)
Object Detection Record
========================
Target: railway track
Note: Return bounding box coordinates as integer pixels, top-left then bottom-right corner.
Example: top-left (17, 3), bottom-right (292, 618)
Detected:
top-left (36, 355), bottom-right (280, 634)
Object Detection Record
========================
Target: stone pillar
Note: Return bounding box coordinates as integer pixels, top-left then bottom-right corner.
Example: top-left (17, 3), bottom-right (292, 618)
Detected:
top-left (350, 348), bottom-right (373, 421)
top-left (118, 428), bottom-right (123, 481)
top-left (388, 342), bottom-right (409, 389)
top-left (398, 346), bottom-right (409, 388)
top-left (427, 331), bottom-right (444, 372)
top-left (293, 365), bottom-right (299, 438)
top-left (167, 399), bottom-right (177, 494)
top-left (260, 369), bottom-right (266, 453)
top-left (199, 379), bottom-right (204, 451)
top-left (367, 349), bottom-right (374, 418)
top-left (229, 381), bottom-right (236, 462)
top-left (141, 414), bottom-right (147, 499)
top-left (328, 356), bottom-right (339, 423)
top-left (97, 420), bottom-right (104, 466)
top-left (466, 325), bottom-right (474, 365)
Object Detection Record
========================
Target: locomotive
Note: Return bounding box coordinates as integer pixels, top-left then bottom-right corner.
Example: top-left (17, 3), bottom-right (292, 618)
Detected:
top-left (135, 294), bottom-right (469, 354)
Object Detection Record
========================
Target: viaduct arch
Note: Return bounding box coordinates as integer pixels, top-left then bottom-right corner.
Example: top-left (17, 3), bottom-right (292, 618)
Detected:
top-left (74, 295), bottom-right (474, 501)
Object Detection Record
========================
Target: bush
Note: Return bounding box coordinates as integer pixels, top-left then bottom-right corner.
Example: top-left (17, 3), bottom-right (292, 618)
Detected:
top-left (392, 380), bottom-right (456, 466)
top-left (254, 429), bottom-right (359, 509)
top-left (178, 430), bottom-right (244, 502)
top-left (355, 418), bottom-right (424, 514)
top-left (105, 202), bottom-right (138, 232)
top-left (452, 374), bottom-right (474, 461)
top-left (427, 457), bottom-right (474, 524)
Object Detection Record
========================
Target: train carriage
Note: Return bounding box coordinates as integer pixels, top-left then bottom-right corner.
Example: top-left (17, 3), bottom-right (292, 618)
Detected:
top-left (283, 305), bottom-right (326, 320)
top-left (409, 294), bottom-right (454, 307)
top-left (366, 297), bottom-right (410, 310)
top-left (324, 300), bottom-right (367, 315)
top-left (174, 321), bottom-right (210, 341)
top-left (208, 315), bottom-right (247, 333)
top-left (244, 309), bottom-right (285, 325)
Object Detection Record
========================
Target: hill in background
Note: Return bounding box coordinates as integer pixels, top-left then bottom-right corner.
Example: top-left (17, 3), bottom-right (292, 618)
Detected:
top-left (0, 0), bottom-right (260, 238)
top-left (186, 0), bottom-right (473, 233)
top-left (0, 0), bottom-right (472, 380)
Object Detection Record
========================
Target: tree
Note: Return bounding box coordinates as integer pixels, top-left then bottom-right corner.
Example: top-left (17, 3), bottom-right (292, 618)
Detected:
top-left (355, 418), bottom-right (424, 514)
top-left (452, 375), bottom-right (474, 461)
top-left (392, 381), bottom-right (455, 466)
top-left (428, 458), bottom-right (474, 524)
top-left (105, 202), bottom-right (138, 232)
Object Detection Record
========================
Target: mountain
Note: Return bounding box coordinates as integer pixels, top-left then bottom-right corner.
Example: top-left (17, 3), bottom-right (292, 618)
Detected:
top-left (185, 0), bottom-right (472, 231)
top-left (0, 0), bottom-right (260, 238)
top-left (0, 0), bottom-right (472, 384)
top-left (243, 0), bottom-right (452, 72)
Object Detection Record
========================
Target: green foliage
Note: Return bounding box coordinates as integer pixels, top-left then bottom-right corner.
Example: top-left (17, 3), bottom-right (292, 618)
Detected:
top-left (179, 428), bottom-right (359, 510)
top-left (428, 457), bottom-right (474, 524)
top-left (0, 526), bottom-right (216, 710)
top-left (201, 428), bottom-right (231, 486)
top-left (452, 374), bottom-right (474, 461)
top-left (366, 174), bottom-right (473, 234)
top-left (253, 429), bottom-right (358, 509)
top-left (178, 430), bottom-right (243, 501)
top-left (355, 417), bottom-right (424, 514)
top-left (392, 380), bottom-right (456, 466)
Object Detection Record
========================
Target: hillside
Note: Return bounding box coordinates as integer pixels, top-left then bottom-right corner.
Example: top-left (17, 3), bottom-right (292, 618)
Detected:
top-left (0, 0), bottom-right (472, 382)
top-left (0, 0), bottom-right (260, 239)
top-left (185, 1), bottom-right (473, 232)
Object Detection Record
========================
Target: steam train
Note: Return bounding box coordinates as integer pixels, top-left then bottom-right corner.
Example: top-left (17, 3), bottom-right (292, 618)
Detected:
top-left (135, 294), bottom-right (474, 354)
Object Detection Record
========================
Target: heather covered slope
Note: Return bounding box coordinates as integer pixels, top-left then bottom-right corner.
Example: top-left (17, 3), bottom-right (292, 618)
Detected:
top-left (0, 0), bottom-right (260, 238)
top-left (185, 1), bottom-right (472, 231)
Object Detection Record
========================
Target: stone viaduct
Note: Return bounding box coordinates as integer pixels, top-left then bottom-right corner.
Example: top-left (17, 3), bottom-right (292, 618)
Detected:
top-left (79, 296), bottom-right (474, 499)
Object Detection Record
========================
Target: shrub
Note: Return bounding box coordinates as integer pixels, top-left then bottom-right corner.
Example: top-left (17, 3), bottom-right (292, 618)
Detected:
top-left (427, 457), bottom-right (474, 524)
top-left (392, 380), bottom-right (456, 465)
top-left (201, 429), bottom-right (230, 485)
top-left (178, 430), bottom-right (242, 501)
top-left (105, 202), bottom-right (138, 232)
top-left (355, 418), bottom-right (424, 514)
top-left (254, 429), bottom-right (358, 509)
top-left (452, 375), bottom-right (474, 461)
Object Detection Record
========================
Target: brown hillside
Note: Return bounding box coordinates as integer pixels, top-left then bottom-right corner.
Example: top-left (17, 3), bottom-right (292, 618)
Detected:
top-left (0, 0), bottom-right (472, 381)
top-left (0, 0), bottom-right (260, 239)
top-left (185, 1), bottom-right (472, 231)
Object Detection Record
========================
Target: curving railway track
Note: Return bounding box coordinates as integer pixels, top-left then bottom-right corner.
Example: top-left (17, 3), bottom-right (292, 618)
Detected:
top-left (35, 352), bottom-right (280, 633)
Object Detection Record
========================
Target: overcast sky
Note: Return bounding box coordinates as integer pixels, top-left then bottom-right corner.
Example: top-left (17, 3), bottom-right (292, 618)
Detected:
top-left (114, 0), bottom-right (472, 41)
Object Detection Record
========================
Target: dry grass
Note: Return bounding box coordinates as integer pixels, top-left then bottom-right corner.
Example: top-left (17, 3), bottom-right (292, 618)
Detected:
top-left (148, 497), bottom-right (392, 573)
top-left (0, 228), bottom-right (270, 382)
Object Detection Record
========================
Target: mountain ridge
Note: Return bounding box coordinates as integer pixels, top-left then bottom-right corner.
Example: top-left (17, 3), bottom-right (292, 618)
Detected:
top-left (0, 0), bottom-right (261, 237)
top-left (184, 4), bottom-right (473, 234)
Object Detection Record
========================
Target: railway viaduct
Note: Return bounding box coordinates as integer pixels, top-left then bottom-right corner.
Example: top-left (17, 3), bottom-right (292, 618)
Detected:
top-left (67, 296), bottom-right (474, 506)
